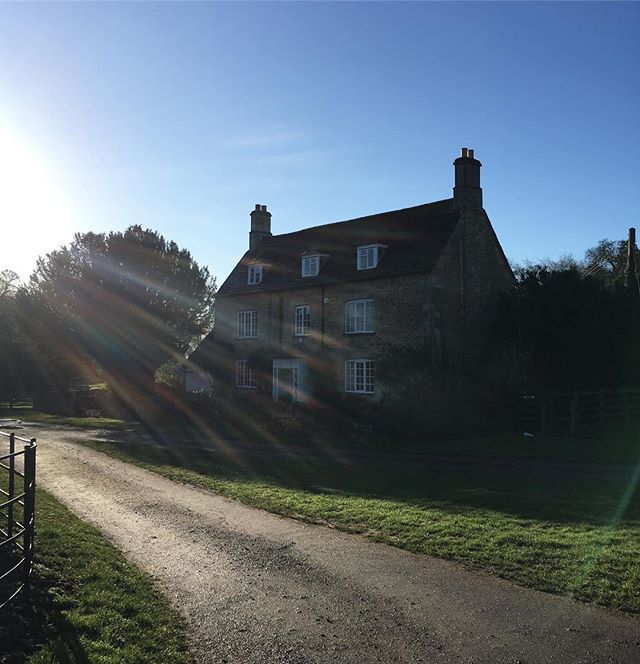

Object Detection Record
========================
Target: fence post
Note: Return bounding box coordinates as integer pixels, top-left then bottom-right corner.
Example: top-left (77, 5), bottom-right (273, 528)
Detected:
top-left (7, 433), bottom-right (15, 538)
top-left (22, 442), bottom-right (36, 598)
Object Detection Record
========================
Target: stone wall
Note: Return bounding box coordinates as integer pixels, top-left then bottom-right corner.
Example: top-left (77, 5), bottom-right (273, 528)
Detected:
top-left (215, 272), bottom-right (434, 400)
top-left (428, 207), bottom-right (515, 379)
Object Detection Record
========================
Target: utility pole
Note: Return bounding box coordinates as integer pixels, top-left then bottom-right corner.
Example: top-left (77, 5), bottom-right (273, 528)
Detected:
top-left (625, 227), bottom-right (640, 297)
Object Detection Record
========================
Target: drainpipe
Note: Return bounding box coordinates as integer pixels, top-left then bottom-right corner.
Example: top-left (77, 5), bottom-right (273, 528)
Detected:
top-left (279, 295), bottom-right (284, 348)
top-left (321, 285), bottom-right (326, 347)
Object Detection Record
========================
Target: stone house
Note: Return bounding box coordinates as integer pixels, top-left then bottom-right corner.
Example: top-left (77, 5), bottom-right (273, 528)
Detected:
top-left (187, 149), bottom-right (513, 417)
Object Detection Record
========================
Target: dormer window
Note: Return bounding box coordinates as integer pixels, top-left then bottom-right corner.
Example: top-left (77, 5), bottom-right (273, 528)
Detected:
top-left (247, 265), bottom-right (264, 285)
top-left (357, 244), bottom-right (385, 270)
top-left (301, 254), bottom-right (320, 278)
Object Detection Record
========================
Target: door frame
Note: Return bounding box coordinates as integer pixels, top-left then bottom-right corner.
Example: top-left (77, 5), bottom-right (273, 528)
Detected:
top-left (272, 359), bottom-right (303, 403)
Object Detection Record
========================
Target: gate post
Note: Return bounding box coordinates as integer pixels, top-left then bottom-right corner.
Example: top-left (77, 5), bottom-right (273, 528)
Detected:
top-left (22, 442), bottom-right (36, 598)
top-left (7, 433), bottom-right (15, 538)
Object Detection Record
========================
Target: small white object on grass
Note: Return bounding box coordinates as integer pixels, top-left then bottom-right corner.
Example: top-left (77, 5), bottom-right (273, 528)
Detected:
top-left (523, 432), bottom-right (534, 438)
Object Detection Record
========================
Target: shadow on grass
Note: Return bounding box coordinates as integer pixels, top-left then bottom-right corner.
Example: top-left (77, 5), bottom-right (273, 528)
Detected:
top-left (2, 485), bottom-right (193, 664)
top-left (0, 575), bottom-right (90, 664)
top-left (93, 426), bottom-right (640, 529)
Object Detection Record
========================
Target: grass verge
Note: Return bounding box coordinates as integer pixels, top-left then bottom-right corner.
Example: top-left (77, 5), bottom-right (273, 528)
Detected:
top-left (77, 427), bottom-right (640, 616)
top-left (0, 488), bottom-right (192, 664)
top-left (0, 407), bottom-right (126, 431)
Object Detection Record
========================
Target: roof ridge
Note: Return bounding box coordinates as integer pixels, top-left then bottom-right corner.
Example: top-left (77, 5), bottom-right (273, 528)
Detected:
top-left (268, 198), bottom-right (455, 240)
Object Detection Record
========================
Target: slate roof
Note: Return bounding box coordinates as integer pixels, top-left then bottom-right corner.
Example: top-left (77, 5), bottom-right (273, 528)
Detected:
top-left (218, 198), bottom-right (462, 296)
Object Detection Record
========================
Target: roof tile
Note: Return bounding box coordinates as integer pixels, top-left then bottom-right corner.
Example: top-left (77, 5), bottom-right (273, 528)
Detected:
top-left (218, 198), bottom-right (461, 296)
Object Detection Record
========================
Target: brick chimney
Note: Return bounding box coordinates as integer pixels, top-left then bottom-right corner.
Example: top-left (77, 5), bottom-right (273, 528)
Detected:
top-left (249, 204), bottom-right (272, 250)
top-left (453, 148), bottom-right (483, 209)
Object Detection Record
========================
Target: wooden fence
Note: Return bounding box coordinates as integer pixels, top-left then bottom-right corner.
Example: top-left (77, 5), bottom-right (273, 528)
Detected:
top-left (490, 388), bottom-right (640, 435)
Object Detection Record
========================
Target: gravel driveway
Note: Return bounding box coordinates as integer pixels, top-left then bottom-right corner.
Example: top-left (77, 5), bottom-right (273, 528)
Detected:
top-left (22, 424), bottom-right (640, 663)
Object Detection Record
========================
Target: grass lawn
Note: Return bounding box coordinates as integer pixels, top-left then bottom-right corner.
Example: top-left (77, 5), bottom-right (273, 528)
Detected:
top-left (389, 423), bottom-right (640, 465)
top-left (0, 406), bottom-right (126, 431)
top-left (0, 487), bottom-right (192, 664)
top-left (77, 424), bottom-right (640, 616)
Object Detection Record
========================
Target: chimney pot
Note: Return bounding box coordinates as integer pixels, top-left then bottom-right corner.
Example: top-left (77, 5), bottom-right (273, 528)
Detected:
top-left (249, 203), bottom-right (272, 250)
top-left (453, 148), bottom-right (482, 209)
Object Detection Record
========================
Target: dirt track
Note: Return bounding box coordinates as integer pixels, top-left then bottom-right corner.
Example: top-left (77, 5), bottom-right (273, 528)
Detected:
top-left (24, 424), bottom-right (640, 663)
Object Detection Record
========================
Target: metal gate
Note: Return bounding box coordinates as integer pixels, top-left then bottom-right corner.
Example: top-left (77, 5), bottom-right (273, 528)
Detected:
top-left (0, 431), bottom-right (37, 609)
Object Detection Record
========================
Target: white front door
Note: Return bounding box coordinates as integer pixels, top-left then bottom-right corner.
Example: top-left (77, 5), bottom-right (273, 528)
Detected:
top-left (272, 359), bottom-right (304, 403)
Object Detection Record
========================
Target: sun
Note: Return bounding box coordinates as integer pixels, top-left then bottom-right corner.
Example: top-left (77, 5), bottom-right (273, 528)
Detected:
top-left (0, 126), bottom-right (73, 281)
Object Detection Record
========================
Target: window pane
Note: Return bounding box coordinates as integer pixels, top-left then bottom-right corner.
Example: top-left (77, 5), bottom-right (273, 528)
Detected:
top-left (345, 359), bottom-right (374, 393)
top-left (357, 246), bottom-right (379, 270)
top-left (237, 360), bottom-right (256, 387)
top-left (345, 299), bottom-right (374, 333)
top-left (302, 256), bottom-right (320, 277)
top-left (294, 305), bottom-right (310, 336)
top-left (248, 266), bottom-right (263, 284)
top-left (238, 311), bottom-right (258, 338)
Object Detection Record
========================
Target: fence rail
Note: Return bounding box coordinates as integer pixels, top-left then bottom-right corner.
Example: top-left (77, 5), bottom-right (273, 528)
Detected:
top-left (0, 430), bottom-right (36, 610)
top-left (489, 387), bottom-right (640, 435)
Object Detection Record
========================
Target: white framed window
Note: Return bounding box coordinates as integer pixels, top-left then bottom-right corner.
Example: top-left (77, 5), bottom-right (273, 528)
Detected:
top-left (345, 299), bottom-right (374, 334)
top-left (301, 255), bottom-right (320, 277)
top-left (294, 305), bottom-right (310, 336)
top-left (357, 245), bottom-right (384, 270)
top-left (247, 265), bottom-right (264, 285)
top-left (237, 310), bottom-right (257, 338)
top-left (236, 360), bottom-right (256, 388)
top-left (345, 359), bottom-right (375, 394)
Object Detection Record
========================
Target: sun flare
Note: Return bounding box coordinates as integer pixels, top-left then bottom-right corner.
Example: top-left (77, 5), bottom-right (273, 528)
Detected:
top-left (0, 126), bottom-right (73, 280)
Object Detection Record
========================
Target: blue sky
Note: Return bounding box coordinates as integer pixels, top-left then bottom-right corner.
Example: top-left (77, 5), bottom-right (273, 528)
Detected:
top-left (0, 2), bottom-right (638, 283)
